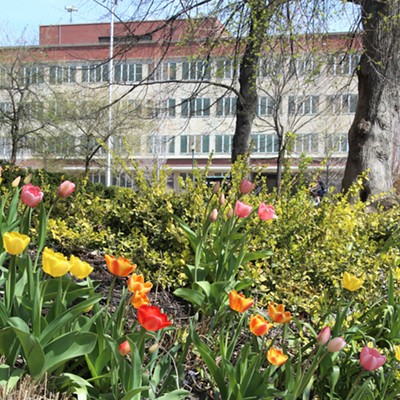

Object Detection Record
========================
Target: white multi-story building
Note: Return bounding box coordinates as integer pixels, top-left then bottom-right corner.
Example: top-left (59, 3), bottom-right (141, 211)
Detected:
top-left (0, 19), bottom-right (360, 190)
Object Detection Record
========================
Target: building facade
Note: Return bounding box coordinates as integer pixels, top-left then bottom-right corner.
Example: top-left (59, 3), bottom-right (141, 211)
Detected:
top-left (0, 19), bottom-right (360, 190)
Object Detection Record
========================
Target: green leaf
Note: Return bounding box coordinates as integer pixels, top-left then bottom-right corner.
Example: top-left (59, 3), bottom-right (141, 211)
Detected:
top-left (121, 387), bottom-right (149, 400)
top-left (43, 331), bottom-right (97, 373)
top-left (196, 281), bottom-right (211, 297)
top-left (7, 320), bottom-right (45, 378)
top-left (242, 250), bottom-right (273, 263)
top-left (36, 201), bottom-right (47, 254)
top-left (155, 389), bottom-right (191, 400)
top-left (0, 364), bottom-right (24, 395)
top-left (173, 288), bottom-right (205, 308)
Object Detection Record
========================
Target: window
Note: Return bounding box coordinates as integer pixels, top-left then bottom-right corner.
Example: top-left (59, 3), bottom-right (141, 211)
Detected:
top-left (89, 170), bottom-right (106, 185)
top-left (0, 137), bottom-right (11, 158)
top-left (327, 94), bottom-right (358, 114)
top-left (258, 96), bottom-right (276, 116)
top-left (216, 97), bottom-right (237, 116)
top-left (180, 135), bottom-right (209, 154)
top-left (327, 133), bottom-right (349, 153)
top-left (149, 135), bottom-right (175, 154)
top-left (292, 56), bottom-right (318, 76)
top-left (181, 98), bottom-right (211, 117)
top-left (215, 135), bottom-right (232, 154)
top-left (0, 102), bottom-right (12, 115)
top-left (114, 63), bottom-right (142, 82)
top-left (327, 53), bottom-right (360, 75)
top-left (251, 133), bottom-right (279, 153)
top-left (182, 61), bottom-right (211, 80)
top-left (216, 59), bottom-right (237, 79)
top-left (49, 65), bottom-right (77, 84)
top-left (19, 66), bottom-right (44, 85)
top-left (81, 64), bottom-right (109, 83)
top-left (288, 95), bottom-right (319, 115)
top-left (293, 133), bottom-right (318, 153)
top-left (151, 99), bottom-right (176, 118)
top-left (148, 62), bottom-right (177, 81)
top-left (0, 66), bottom-right (10, 86)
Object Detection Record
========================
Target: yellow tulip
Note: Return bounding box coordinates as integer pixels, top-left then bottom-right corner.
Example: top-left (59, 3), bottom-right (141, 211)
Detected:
top-left (69, 255), bottom-right (93, 279)
top-left (3, 232), bottom-right (30, 255)
top-left (395, 345), bottom-right (400, 362)
top-left (42, 247), bottom-right (70, 277)
top-left (342, 272), bottom-right (364, 292)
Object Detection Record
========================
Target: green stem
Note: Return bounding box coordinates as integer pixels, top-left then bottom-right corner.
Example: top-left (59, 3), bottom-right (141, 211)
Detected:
top-left (104, 275), bottom-right (117, 330)
top-left (345, 371), bottom-right (364, 400)
top-left (6, 255), bottom-right (17, 312)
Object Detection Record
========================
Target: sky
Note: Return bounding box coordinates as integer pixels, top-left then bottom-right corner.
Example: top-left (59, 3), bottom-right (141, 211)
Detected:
top-left (1, 0), bottom-right (125, 44)
top-left (1, 0), bottom-right (359, 45)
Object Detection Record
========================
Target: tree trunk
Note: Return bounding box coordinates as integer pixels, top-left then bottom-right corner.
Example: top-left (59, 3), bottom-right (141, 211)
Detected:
top-left (342, 0), bottom-right (400, 200)
top-left (232, 2), bottom-right (269, 163)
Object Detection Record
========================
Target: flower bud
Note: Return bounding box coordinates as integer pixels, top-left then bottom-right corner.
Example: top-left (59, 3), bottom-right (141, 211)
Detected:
top-left (239, 179), bottom-right (255, 194)
top-left (23, 173), bottom-right (32, 184)
top-left (316, 326), bottom-right (331, 346)
top-left (149, 343), bottom-right (159, 354)
top-left (327, 337), bottom-right (346, 353)
top-left (118, 340), bottom-right (130, 356)
top-left (212, 181), bottom-right (220, 193)
top-left (12, 176), bottom-right (21, 187)
top-left (209, 208), bottom-right (218, 222)
top-left (57, 180), bottom-right (76, 198)
top-left (219, 193), bottom-right (225, 205)
top-left (227, 206), bottom-right (233, 219)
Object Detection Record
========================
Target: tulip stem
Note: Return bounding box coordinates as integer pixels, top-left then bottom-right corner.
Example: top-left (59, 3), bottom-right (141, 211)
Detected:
top-left (6, 256), bottom-right (17, 312)
top-left (345, 371), bottom-right (364, 400)
top-left (104, 276), bottom-right (117, 329)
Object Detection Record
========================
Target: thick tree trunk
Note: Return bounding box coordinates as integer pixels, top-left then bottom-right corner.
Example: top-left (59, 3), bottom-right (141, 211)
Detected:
top-left (232, 2), bottom-right (269, 163)
top-left (342, 0), bottom-right (400, 200)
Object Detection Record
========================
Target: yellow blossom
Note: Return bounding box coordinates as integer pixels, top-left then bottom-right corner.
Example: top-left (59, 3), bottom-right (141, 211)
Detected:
top-left (395, 345), bottom-right (400, 362)
top-left (342, 272), bottom-right (364, 292)
top-left (3, 232), bottom-right (30, 255)
top-left (69, 255), bottom-right (94, 279)
top-left (42, 247), bottom-right (71, 277)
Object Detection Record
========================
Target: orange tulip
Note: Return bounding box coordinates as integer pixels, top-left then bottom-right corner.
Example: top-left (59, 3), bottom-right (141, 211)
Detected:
top-left (267, 347), bottom-right (288, 366)
top-left (268, 302), bottom-right (292, 324)
top-left (229, 290), bottom-right (254, 312)
top-left (249, 314), bottom-right (273, 336)
top-left (118, 340), bottom-right (130, 356)
top-left (130, 291), bottom-right (150, 309)
top-left (127, 273), bottom-right (152, 294)
top-left (105, 255), bottom-right (136, 277)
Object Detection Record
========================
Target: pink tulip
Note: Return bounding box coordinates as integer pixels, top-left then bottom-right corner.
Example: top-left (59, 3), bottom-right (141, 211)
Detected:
top-left (316, 326), bottom-right (331, 346)
top-left (21, 184), bottom-right (44, 208)
top-left (258, 203), bottom-right (277, 221)
top-left (239, 179), bottom-right (255, 194)
top-left (360, 346), bottom-right (386, 371)
top-left (57, 180), bottom-right (76, 198)
top-left (327, 337), bottom-right (346, 353)
top-left (219, 193), bottom-right (225, 205)
top-left (118, 340), bottom-right (130, 356)
top-left (234, 201), bottom-right (252, 218)
top-left (209, 209), bottom-right (218, 222)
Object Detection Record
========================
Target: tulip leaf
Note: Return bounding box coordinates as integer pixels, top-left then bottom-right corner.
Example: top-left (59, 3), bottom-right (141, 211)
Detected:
top-left (36, 201), bottom-right (47, 254)
top-left (173, 288), bottom-right (205, 308)
top-left (7, 322), bottom-right (45, 378)
top-left (155, 389), bottom-right (191, 400)
top-left (121, 387), bottom-right (149, 400)
top-left (39, 294), bottom-right (102, 345)
top-left (242, 250), bottom-right (273, 263)
top-left (0, 364), bottom-right (24, 395)
top-left (43, 331), bottom-right (97, 373)
top-left (196, 281), bottom-right (211, 297)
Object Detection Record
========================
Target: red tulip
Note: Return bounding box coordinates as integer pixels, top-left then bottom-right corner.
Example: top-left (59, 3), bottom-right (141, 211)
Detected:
top-left (360, 346), bottom-right (386, 371)
top-left (258, 203), bottom-right (277, 221)
top-left (137, 305), bottom-right (172, 331)
top-left (239, 179), bottom-right (255, 194)
top-left (234, 201), bottom-right (252, 218)
top-left (21, 184), bottom-right (43, 208)
top-left (57, 180), bottom-right (76, 198)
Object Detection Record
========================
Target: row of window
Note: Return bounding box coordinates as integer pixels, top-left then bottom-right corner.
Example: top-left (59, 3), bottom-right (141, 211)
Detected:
top-left (141, 94), bottom-right (358, 118)
top-left (0, 52), bottom-right (361, 87)
top-left (0, 133), bottom-right (348, 159)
